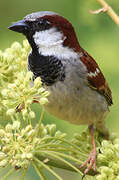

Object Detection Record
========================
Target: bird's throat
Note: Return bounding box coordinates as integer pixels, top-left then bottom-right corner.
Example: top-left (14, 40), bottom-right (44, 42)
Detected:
top-left (28, 51), bottom-right (65, 86)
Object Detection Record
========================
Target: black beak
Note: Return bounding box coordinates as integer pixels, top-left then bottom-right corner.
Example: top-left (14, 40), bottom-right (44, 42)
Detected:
top-left (8, 20), bottom-right (29, 34)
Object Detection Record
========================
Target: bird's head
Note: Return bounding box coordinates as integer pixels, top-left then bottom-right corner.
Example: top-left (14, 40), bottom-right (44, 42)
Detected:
top-left (8, 11), bottom-right (81, 54)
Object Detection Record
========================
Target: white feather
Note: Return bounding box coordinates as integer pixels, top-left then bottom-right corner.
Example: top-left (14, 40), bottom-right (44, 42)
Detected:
top-left (33, 27), bottom-right (79, 59)
top-left (88, 68), bottom-right (100, 78)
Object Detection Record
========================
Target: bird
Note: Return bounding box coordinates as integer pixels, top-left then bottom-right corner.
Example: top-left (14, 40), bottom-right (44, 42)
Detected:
top-left (8, 11), bottom-right (113, 176)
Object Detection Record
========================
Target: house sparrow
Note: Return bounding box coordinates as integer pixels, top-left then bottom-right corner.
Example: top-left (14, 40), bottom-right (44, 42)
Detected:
top-left (8, 11), bottom-right (113, 175)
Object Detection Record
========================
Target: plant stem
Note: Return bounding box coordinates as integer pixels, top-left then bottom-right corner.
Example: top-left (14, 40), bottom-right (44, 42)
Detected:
top-left (39, 107), bottom-right (45, 126)
top-left (34, 153), bottom-right (98, 176)
top-left (20, 168), bottom-right (28, 180)
top-left (97, 0), bottom-right (119, 26)
top-left (2, 168), bottom-right (15, 180)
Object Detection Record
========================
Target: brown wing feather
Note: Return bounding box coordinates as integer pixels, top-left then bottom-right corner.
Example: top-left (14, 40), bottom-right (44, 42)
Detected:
top-left (80, 48), bottom-right (113, 106)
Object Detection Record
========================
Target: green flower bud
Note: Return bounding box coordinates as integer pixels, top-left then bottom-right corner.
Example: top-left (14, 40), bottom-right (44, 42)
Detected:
top-left (38, 87), bottom-right (45, 94)
top-left (26, 153), bottom-right (33, 159)
top-left (3, 137), bottom-right (10, 143)
top-left (21, 153), bottom-right (26, 159)
top-left (23, 40), bottom-right (30, 51)
top-left (29, 111), bottom-right (35, 119)
top-left (2, 100), bottom-right (9, 106)
top-left (105, 149), bottom-right (114, 159)
top-left (19, 84), bottom-right (25, 91)
top-left (2, 146), bottom-right (10, 153)
top-left (116, 176), bottom-right (119, 180)
top-left (0, 129), bottom-right (5, 137)
top-left (40, 97), bottom-right (48, 105)
top-left (42, 91), bottom-right (50, 97)
top-left (34, 77), bottom-right (42, 88)
top-left (3, 53), bottom-right (9, 60)
top-left (22, 109), bottom-right (28, 119)
top-left (114, 143), bottom-right (119, 151)
top-left (6, 133), bottom-right (13, 139)
top-left (101, 140), bottom-right (110, 148)
top-left (33, 137), bottom-right (39, 144)
top-left (12, 121), bottom-right (20, 130)
top-left (14, 79), bottom-right (21, 86)
top-left (41, 128), bottom-right (47, 136)
top-left (25, 99), bottom-right (33, 105)
top-left (11, 42), bottom-right (22, 53)
top-left (113, 138), bottom-right (119, 145)
top-left (8, 83), bottom-right (16, 89)
top-left (24, 125), bottom-right (32, 133)
top-left (6, 109), bottom-right (15, 116)
top-left (22, 159), bottom-right (30, 168)
top-left (0, 152), bottom-right (6, 160)
top-left (5, 124), bottom-right (12, 132)
top-left (27, 129), bottom-right (35, 138)
top-left (21, 129), bottom-right (25, 136)
top-left (97, 154), bottom-right (107, 163)
top-left (17, 136), bottom-right (23, 143)
top-left (11, 160), bottom-right (17, 167)
top-left (0, 159), bottom-right (8, 167)
top-left (46, 124), bottom-right (56, 134)
top-left (1, 89), bottom-right (9, 97)
top-left (14, 154), bottom-right (21, 160)
top-left (96, 174), bottom-right (107, 180)
top-left (25, 71), bottom-right (33, 82)
top-left (55, 131), bottom-right (66, 138)
top-left (25, 145), bottom-right (32, 152)
top-left (101, 166), bottom-right (113, 175)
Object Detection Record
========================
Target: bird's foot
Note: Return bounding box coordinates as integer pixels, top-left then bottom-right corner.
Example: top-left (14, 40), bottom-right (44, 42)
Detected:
top-left (80, 148), bottom-right (97, 178)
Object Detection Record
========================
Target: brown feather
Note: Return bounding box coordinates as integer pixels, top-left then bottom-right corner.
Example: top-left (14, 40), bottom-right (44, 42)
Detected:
top-left (80, 48), bottom-right (113, 106)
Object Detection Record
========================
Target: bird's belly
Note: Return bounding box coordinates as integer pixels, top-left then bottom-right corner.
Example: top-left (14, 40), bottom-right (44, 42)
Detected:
top-left (45, 81), bottom-right (109, 126)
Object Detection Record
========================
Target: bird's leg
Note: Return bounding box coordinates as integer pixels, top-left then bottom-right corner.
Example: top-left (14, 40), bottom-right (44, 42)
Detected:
top-left (80, 124), bottom-right (97, 177)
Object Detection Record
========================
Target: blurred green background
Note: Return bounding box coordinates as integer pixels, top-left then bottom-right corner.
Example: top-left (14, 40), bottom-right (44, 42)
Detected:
top-left (0, 0), bottom-right (119, 179)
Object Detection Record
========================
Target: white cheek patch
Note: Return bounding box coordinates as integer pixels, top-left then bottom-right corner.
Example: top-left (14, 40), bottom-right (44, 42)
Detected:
top-left (33, 27), bottom-right (64, 47)
top-left (88, 68), bottom-right (100, 78)
top-left (33, 27), bottom-right (78, 60)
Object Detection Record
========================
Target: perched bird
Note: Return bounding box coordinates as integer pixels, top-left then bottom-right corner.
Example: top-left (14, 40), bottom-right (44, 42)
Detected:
top-left (8, 11), bottom-right (113, 175)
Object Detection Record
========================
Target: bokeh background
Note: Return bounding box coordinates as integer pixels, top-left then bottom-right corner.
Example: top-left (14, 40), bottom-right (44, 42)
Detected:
top-left (0, 0), bottom-right (119, 179)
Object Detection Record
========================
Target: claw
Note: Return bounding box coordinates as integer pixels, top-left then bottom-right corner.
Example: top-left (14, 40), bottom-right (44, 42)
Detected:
top-left (80, 148), bottom-right (97, 177)
top-left (80, 125), bottom-right (97, 178)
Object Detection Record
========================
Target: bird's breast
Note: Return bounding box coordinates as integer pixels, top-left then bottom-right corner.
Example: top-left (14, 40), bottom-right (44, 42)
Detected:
top-left (45, 68), bottom-right (109, 126)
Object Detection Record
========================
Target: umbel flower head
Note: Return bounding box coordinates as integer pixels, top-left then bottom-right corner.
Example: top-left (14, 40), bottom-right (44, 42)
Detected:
top-left (0, 40), bottom-right (49, 120)
top-left (71, 130), bottom-right (119, 180)
top-left (0, 121), bottom-right (70, 179)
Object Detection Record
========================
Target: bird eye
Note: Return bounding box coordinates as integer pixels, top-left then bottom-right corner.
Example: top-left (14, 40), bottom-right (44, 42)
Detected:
top-left (37, 19), bottom-right (51, 31)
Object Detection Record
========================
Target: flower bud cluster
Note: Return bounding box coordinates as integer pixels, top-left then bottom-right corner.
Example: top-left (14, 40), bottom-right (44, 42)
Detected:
top-left (71, 130), bottom-right (119, 179)
top-left (0, 121), bottom-right (66, 170)
top-left (0, 40), bottom-right (49, 120)
top-left (96, 137), bottom-right (119, 179)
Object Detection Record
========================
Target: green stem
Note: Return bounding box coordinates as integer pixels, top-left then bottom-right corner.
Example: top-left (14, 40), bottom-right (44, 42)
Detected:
top-left (38, 136), bottom-right (88, 158)
top-left (36, 108), bottom-right (45, 137)
top-left (33, 162), bottom-right (46, 180)
top-left (20, 168), bottom-right (28, 180)
top-left (34, 152), bottom-right (98, 176)
top-left (1, 168), bottom-right (15, 180)
top-left (34, 157), bottom-right (63, 180)
top-left (39, 150), bottom-right (83, 176)
top-left (39, 108), bottom-right (45, 126)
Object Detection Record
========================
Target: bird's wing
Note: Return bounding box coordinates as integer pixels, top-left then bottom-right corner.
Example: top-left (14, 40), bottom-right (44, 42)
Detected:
top-left (80, 48), bottom-right (113, 106)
